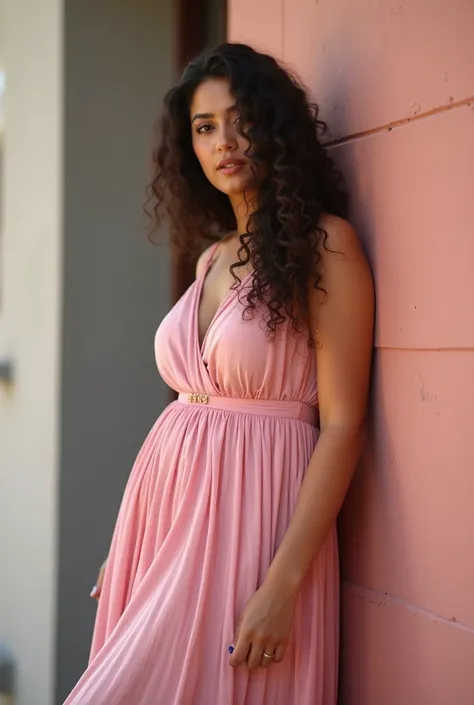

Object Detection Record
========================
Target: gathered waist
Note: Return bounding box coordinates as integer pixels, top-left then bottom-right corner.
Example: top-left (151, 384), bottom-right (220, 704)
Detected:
top-left (177, 393), bottom-right (318, 425)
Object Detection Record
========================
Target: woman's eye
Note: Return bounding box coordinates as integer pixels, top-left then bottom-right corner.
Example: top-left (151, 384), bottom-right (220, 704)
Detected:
top-left (196, 124), bottom-right (213, 134)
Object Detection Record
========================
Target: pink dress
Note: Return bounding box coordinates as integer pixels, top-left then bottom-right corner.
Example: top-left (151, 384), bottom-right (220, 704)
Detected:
top-left (64, 244), bottom-right (339, 705)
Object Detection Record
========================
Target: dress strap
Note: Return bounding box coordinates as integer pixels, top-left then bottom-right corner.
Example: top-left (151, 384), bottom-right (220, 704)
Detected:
top-left (204, 241), bottom-right (221, 273)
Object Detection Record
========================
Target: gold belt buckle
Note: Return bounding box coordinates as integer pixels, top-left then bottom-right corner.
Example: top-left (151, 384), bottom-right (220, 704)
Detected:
top-left (188, 393), bottom-right (209, 404)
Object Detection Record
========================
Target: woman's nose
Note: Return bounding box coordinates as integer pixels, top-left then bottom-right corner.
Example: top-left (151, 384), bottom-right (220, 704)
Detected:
top-left (216, 125), bottom-right (238, 152)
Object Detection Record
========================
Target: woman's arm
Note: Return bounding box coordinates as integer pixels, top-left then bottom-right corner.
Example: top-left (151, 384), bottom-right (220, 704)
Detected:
top-left (266, 215), bottom-right (374, 593)
top-left (230, 216), bottom-right (374, 669)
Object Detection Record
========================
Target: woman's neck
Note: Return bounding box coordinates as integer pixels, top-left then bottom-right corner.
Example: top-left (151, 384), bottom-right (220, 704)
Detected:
top-left (229, 190), bottom-right (258, 236)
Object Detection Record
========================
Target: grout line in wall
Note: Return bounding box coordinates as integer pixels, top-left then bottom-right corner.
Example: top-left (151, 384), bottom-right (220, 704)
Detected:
top-left (281, 0), bottom-right (285, 56)
top-left (326, 95), bottom-right (474, 148)
top-left (343, 581), bottom-right (474, 634)
top-left (374, 346), bottom-right (474, 353)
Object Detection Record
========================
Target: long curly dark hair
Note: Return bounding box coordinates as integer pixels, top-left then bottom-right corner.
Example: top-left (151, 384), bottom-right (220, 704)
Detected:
top-left (146, 42), bottom-right (348, 338)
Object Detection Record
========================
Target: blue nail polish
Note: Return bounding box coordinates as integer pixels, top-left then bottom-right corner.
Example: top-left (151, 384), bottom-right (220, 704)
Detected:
top-left (228, 645), bottom-right (234, 654)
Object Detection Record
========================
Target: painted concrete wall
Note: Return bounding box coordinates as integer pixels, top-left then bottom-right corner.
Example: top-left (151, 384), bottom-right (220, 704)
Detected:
top-left (56, 1), bottom-right (173, 702)
top-left (0, 2), bottom-right (63, 705)
top-left (229, 1), bottom-right (474, 703)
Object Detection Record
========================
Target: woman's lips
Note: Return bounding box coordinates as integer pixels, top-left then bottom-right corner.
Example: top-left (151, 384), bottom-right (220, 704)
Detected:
top-left (217, 161), bottom-right (246, 176)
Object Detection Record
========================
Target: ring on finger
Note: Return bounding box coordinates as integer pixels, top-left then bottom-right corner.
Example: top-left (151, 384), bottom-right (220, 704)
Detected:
top-left (262, 651), bottom-right (275, 660)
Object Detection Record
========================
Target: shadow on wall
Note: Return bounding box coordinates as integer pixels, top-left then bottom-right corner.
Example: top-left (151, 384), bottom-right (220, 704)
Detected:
top-left (332, 100), bottom-right (416, 701)
top-left (338, 359), bottom-right (415, 702)
top-left (314, 25), bottom-right (418, 697)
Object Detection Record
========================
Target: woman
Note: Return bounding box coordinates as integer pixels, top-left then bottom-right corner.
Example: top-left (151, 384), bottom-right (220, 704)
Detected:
top-left (65, 42), bottom-right (374, 705)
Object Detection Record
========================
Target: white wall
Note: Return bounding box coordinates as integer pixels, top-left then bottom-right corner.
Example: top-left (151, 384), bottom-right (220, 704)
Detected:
top-left (0, 1), bottom-right (63, 705)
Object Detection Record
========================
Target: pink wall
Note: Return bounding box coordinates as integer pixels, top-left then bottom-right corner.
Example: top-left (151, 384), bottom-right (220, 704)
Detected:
top-left (229, 2), bottom-right (474, 702)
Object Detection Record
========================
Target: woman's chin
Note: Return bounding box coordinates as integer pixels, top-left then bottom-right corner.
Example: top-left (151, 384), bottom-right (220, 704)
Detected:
top-left (213, 175), bottom-right (254, 198)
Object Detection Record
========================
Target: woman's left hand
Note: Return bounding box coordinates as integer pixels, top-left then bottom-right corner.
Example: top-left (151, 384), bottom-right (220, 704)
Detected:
top-left (229, 580), bottom-right (297, 670)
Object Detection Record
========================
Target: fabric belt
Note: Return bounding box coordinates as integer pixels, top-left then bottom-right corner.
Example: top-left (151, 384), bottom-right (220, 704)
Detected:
top-left (177, 392), bottom-right (318, 425)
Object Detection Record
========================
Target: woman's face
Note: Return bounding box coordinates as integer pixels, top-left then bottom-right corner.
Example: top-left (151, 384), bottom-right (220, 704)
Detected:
top-left (190, 78), bottom-right (255, 198)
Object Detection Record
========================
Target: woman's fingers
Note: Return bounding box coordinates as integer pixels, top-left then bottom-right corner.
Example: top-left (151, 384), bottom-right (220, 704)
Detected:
top-left (273, 641), bottom-right (287, 664)
top-left (229, 634), bottom-right (251, 668)
top-left (231, 632), bottom-right (279, 670)
top-left (90, 558), bottom-right (107, 600)
top-left (246, 639), bottom-right (266, 670)
top-left (258, 645), bottom-right (277, 669)
top-left (97, 560), bottom-right (107, 590)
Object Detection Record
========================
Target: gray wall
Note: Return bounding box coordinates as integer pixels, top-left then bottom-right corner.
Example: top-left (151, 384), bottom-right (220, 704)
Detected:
top-left (56, 1), bottom-right (173, 701)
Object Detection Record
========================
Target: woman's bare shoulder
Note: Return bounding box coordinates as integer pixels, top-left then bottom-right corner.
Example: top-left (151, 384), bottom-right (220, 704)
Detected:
top-left (318, 213), bottom-right (364, 256)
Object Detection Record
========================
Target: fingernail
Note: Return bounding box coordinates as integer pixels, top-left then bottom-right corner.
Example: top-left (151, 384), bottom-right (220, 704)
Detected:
top-left (90, 585), bottom-right (99, 598)
top-left (228, 645), bottom-right (234, 654)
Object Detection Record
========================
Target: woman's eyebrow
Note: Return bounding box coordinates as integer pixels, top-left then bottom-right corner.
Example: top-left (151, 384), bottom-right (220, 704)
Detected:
top-left (191, 105), bottom-right (238, 123)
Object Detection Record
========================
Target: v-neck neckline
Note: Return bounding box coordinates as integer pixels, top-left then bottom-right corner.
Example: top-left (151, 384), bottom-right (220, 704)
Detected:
top-left (195, 244), bottom-right (253, 355)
